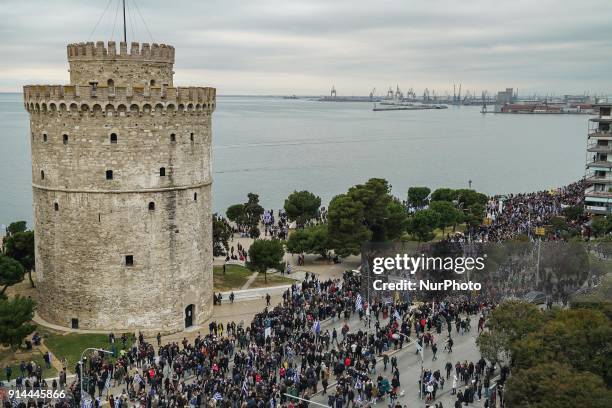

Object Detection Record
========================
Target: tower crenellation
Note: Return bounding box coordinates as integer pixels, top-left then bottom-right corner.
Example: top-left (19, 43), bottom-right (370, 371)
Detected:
top-left (67, 41), bottom-right (176, 87)
top-left (24, 40), bottom-right (215, 334)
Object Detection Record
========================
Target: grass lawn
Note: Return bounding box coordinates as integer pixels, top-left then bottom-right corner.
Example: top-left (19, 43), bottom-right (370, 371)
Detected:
top-left (0, 348), bottom-right (56, 379)
top-left (213, 264), bottom-right (253, 291)
top-left (4, 351), bottom-right (57, 379)
top-left (250, 272), bottom-right (295, 289)
top-left (213, 264), bottom-right (296, 291)
top-left (42, 331), bottom-right (134, 372)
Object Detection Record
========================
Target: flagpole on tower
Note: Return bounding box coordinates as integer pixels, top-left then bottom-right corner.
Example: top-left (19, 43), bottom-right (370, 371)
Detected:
top-left (122, 0), bottom-right (127, 43)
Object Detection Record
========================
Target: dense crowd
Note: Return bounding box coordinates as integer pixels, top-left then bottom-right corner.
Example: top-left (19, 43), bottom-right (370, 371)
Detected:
top-left (470, 180), bottom-right (587, 242)
top-left (2, 269), bottom-right (508, 408)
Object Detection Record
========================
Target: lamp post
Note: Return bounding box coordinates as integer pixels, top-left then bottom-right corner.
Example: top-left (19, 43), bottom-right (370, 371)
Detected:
top-left (79, 347), bottom-right (113, 407)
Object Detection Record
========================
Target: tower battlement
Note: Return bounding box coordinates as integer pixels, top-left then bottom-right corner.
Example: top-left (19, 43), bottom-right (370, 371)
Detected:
top-left (67, 41), bottom-right (175, 87)
top-left (67, 41), bottom-right (175, 63)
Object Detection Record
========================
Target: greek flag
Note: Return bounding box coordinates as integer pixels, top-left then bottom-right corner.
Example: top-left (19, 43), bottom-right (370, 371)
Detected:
top-left (312, 320), bottom-right (321, 335)
top-left (242, 380), bottom-right (249, 396)
top-left (393, 309), bottom-right (401, 321)
top-left (293, 370), bottom-right (300, 384)
top-left (355, 294), bottom-right (363, 311)
top-left (213, 392), bottom-right (223, 401)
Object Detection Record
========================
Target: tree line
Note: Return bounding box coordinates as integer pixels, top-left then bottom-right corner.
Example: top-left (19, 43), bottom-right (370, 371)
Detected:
top-left (0, 221), bottom-right (36, 348)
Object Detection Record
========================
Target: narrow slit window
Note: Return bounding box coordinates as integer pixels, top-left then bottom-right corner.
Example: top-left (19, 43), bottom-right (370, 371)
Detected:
top-left (43, 133), bottom-right (48, 142)
top-left (110, 133), bottom-right (118, 144)
top-left (170, 133), bottom-right (176, 142)
top-left (160, 167), bottom-right (166, 177)
top-left (54, 202), bottom-right (59, 211)
top-left (106, 170), bottom-right (113, 180)
top-left (125, 255), bottom-right (134, 266)
top-left (190, 132), bottom-right (194, 141)
top-left (63, 134), bottom-right (68, 144)
top-left (194, 193), bottom-right (198, 201)
top-left (40, 170), bottom-right (45, 180)
top-left (148, 202), bottom-right (155, 211)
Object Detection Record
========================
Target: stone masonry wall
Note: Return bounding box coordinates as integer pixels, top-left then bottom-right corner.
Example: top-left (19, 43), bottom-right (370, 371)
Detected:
top-left (23, 41), bottom-right (215, 334)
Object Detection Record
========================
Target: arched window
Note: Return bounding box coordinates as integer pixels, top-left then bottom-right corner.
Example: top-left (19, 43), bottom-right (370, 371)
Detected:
top-left (148, 202), bottom-right (155, 211)
top-left (107, 79), bottom-right (115, 94)
top-left (150, 79), bottom-right (156, 86)
top-left (159, 167), bottom-right (166, 177)
top-left (125, 255), bottom-right (134, 266)
top-left (194, 193), bottom-right (198, 201)
top-left (106, 170), bottom-right (113, 180)
top-left (43, 133), bottom-right (47, 142)
top-left (63, 134), bottom-right (68, 145)
top-left (54, 202), bottom-right (59, 211)
top-left (170, 133), bottom-right (176, 142)
top-left (110, 133), bottom-right (117, 144)
top-left (40, 170), bottom-right (45, 180)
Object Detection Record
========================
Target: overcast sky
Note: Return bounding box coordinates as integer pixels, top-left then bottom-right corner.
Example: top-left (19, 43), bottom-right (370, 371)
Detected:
top-left (0, 0), bottom-right (611, 95)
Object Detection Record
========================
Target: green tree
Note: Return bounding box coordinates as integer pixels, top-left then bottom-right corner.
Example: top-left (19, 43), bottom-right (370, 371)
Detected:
top-left (0, 295), bottom-right (36, 348)
top-left (591, 215), bottom-right (612, 236)
top-left (512, 308), bottom-right (612, 385)
top-left (6, 221), bottom-right (27, 236)
top-left (247, 239), bottom-right (285, 283)
top-left (347, 178), bottom-right (408, 241)
top-left (406, 209), bottom-right (440, 242)
top-left (407, 187), bottom-right (430, 209)
top-left (455, 189), bottom-right (488, 208)
top-left (327, 194), bottom-right (372, 257)
top-left (429, 200), bottom-right (462, 234)
top-left (476, 331), bottom-right (510, 366)
top-left (485, 300), bottom-right (544, 351)
top-left (284, 190), bottom-right (321, 228)
top-left (504, 363), bottom-right (611, 408)
top-left (212, 214), bottom-right (233, 258)
top-left (0, 255), bottom-right (25, 295)
top-left (430, 188), bottom-right (456, 202)
top-left (464, 203), bottom-right (485, 227)
top-left (226, 204), bottom-right (245, 226)
top-left (4, 231), bottom-right (35, 288)
top-left (244, 193), bottom-right (264, 234)
top-left (563, 205), bottom-right (583, 222)
top-left (285, 224), bottom-right (329, 257)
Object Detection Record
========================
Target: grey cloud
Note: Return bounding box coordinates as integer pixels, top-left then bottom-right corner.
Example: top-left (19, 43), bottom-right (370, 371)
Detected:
top-left (0, 0), bottom-right (610, 95)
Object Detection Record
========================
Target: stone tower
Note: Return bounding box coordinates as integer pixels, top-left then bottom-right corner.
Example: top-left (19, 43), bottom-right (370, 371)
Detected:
top-left (23, 41), bottom-right (215, 333)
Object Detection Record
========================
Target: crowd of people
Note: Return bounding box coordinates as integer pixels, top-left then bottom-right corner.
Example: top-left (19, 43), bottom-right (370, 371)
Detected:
top-left (468, 180), bottom-right (587, 242)
top-left (262, 210), bottom-right (289, 240)
top-left (2, 269), bottom-right (507, 408)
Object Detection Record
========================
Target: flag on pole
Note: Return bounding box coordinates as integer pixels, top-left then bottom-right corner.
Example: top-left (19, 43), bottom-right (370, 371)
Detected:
top-left (355, 293), bottom-right (363, 311)
top-left (415, 342), bottom-right (424, 360)
top-left (312, 320), bottom-right (321, 335)
top-left (242, 380), bottom-right (249, 396)
top-left (393, 309), bottom-right (401, 321)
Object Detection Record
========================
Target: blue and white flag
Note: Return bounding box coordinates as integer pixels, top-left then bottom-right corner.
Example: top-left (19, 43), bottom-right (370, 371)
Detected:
top-left (213, 392), bottom-right (223, 401)
top-left (393, 309), bottom-right (401, 321)
top-left (312, 320), bottom-right (321, 335)
top-left (242, 380), bottom-right (249, 396)
top-left (355, 294), bottom-right (363, 311)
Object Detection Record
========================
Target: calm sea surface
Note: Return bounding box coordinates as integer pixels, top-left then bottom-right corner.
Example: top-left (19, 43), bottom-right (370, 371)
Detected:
top-left (0, 93), bottom-right (588, 226)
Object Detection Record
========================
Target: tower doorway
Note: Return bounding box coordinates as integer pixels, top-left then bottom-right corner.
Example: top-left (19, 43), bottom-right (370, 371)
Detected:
top-left (185, 304), bottom-right (194, 328)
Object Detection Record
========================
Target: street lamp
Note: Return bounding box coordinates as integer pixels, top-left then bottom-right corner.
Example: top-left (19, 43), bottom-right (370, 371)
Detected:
top-left (79, 347), bottom-right (113, 407)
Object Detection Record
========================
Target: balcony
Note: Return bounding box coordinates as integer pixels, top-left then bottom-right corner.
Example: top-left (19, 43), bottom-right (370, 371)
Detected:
top-left (585, 187), bottom-right (612, 198)
top-left (586, 160), bottom-right (612, 169)
top-left (585, 204), bottom-right (611, 215)
top-left (587, 144), bottom-right (612, 153)
top-left (588, 130), bottom-right (612, 140)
